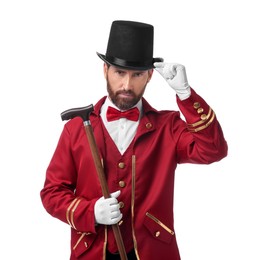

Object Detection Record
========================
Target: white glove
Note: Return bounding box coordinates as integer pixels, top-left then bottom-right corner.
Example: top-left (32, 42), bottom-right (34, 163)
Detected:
top-left (154, 62), bottom-right (191, 100)
top-left (94, 190), bottom-right (122, 225)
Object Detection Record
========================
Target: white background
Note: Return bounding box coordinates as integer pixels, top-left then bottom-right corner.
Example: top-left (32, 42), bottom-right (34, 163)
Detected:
top-left (1, 0), bottom-right (259, 259)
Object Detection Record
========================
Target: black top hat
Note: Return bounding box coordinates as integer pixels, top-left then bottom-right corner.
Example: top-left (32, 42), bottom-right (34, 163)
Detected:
top-left (97, 20), bottom-right (163, 70)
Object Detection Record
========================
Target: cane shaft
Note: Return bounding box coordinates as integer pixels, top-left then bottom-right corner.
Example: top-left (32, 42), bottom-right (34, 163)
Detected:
top-left (84, 125), bottom-right (128, 260)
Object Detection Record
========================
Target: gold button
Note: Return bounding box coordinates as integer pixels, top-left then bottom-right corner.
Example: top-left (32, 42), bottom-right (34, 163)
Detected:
top-left (118, 162), bottom-right (125, 169)
top-left (119, 201), bottom-right (124, 208)
top-left (119, 181), bottom-right (126, 188)
top-left (146, 122), bottom-right (152, 129)
top-left (155, 231), bottom-right (160, 237)
top-left (200, 114), bottom-right (207, 120)
top-left (118, 220), bottom-right (124, 226)
top-left (193, 102), bottom-right (200, 109)
top-left (197, 107), bottom-right (204, 114)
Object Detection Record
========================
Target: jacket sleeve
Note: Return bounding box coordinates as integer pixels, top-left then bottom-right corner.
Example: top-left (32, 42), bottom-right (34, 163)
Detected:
top-left (40, 122), bottom-right (97, 234)
top-left (175, 88), bottom-right (228, 164)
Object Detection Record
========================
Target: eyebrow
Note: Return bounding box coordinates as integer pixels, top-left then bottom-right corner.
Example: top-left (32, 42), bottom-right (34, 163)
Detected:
top-left (114, 68), bottom-right (144, 74)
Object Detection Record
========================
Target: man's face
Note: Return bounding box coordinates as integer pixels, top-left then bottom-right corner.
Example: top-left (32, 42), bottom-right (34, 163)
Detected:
top-left (104, 63), bottom-right (153, 110)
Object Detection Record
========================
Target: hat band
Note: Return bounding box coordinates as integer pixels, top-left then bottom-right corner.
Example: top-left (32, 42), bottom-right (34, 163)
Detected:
top-left (106, 56), bottom-right (153, 68)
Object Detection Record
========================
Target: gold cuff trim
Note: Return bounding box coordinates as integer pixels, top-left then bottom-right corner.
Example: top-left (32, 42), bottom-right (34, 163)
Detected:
top-left (73, 232), bottom-right (91, 250)
top-left (187, 106), bottom-right (215, 132)
top-left (71, 199), bottom-right (82, 229)
top-left (188, 107), bottom-right (212, 128)
top-left (188, 111), bottom-right (215, 132)
top-left (146, 212), bottom-right (174, 236)
top-left (66, 198), bottom-right (78, 227)
top-left (66, 197), bottom-right (81, 229)
top-left (73, 232), bottom-right (86, 250)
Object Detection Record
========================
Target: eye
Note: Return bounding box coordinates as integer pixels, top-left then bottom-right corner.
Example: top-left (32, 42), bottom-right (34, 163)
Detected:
top-left (133, 72), bottom-right (144, 77)
top-left (115, 70), bottom-right (125, 76)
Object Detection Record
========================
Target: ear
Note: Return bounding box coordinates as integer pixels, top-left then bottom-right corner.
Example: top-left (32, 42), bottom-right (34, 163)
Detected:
top-left (103, 63), bottom-right (108, 78)
top-left (147, 69), bottom-right (154, 83)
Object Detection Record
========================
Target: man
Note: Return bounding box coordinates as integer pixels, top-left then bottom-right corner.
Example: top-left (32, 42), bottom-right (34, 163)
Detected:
top-left (40, 20), bottom-right (228, 260)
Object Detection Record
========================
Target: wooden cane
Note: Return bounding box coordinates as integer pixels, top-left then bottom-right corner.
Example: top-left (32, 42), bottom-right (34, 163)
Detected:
top-left (61, 105), bottom-right (128, 260)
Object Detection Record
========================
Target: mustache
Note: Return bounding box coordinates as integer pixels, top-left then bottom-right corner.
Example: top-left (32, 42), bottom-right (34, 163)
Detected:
top-left (116, 90), bottom-right (135, 95)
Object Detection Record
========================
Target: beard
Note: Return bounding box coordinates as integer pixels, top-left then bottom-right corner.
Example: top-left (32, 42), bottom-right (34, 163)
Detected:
top-left (106, 79), bottom-right (146, 110)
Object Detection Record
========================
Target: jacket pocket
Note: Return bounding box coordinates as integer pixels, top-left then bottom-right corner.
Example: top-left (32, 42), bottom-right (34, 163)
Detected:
top-left (144, 212), bottom-right (174, 244)
top-left (72, 231), bottom-right (97, 258)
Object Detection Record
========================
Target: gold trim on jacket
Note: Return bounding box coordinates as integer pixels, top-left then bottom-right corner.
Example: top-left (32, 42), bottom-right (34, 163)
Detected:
top-left (188, 107), bottom-right (215, 132)
top-left (131, 155), bottom-right (140, 260)
top-left (66, 197), bottom-right (82, 229)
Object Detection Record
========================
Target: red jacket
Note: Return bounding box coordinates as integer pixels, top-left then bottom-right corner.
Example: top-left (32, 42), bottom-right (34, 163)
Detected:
top-left (40, 88), bottom-right (227, 259)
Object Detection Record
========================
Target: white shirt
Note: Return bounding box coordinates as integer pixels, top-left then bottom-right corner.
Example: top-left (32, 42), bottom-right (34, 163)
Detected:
top-left (100, 97), bottom-right (142, 154)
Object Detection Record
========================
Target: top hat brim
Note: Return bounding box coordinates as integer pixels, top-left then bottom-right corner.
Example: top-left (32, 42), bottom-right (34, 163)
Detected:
top-left (97, 52), bottom-right (163, 71)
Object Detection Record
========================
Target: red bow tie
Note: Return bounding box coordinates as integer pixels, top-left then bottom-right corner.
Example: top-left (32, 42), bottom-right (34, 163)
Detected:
top-left (106, 106), bottom-right (140, 122)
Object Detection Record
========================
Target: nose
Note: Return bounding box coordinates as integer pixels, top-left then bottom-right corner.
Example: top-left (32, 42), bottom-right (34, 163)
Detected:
top-left (123, 73), bottom-right (132, 90)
